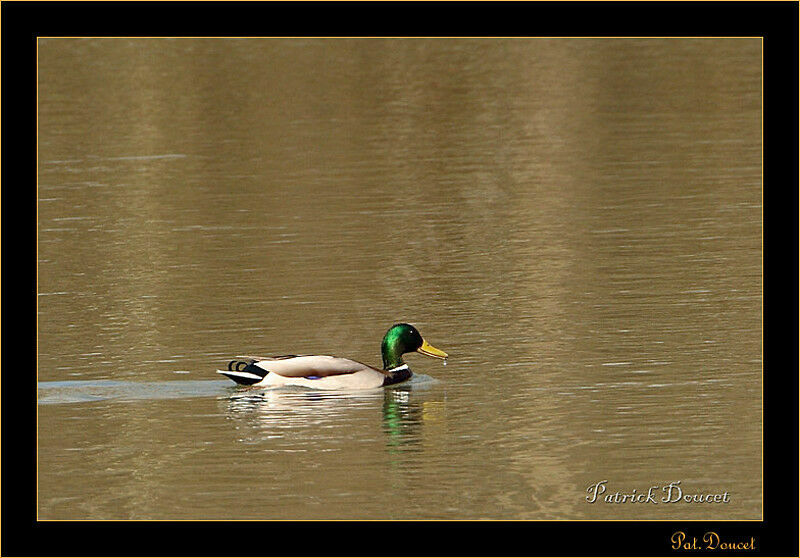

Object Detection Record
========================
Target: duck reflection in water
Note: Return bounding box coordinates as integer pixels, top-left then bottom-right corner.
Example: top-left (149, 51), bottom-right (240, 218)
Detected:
top-left (224, 380), bottom-right (446, 452)
top-left (225, 387), bottom-right (383, 436)
top-left (382, 387), bottom-right (425, 450)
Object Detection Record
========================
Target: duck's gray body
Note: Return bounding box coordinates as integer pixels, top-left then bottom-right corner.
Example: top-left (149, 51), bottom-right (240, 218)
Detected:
top-left (218, 355), bottom-right (412, 390)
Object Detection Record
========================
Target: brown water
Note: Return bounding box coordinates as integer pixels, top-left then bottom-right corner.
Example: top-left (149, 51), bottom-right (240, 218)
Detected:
top-left (37, 38), bottom-right (762, 520)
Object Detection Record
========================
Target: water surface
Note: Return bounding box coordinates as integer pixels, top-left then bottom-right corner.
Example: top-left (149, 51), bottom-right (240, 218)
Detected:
top-left (37, 38), bottom-right (761, 520)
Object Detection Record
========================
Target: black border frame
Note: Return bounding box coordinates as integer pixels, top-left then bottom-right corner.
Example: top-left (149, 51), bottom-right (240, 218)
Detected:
top-left (5, 1), bottom-right (797, 556)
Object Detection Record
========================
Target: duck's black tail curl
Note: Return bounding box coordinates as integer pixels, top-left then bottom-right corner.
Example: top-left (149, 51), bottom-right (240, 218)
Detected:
top-left (218, 359), bottom-right (268, 385)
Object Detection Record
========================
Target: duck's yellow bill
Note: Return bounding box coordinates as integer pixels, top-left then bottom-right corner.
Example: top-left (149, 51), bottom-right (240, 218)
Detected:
top-left (417, 339), bottom-right (448, 359)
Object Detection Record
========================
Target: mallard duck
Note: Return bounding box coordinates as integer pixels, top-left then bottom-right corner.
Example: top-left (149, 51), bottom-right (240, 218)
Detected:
top-left (217, 323), bottom-right (448, 390)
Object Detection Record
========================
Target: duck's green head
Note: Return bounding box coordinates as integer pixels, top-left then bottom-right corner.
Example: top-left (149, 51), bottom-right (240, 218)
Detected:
top-left (381, 323), bottom-right (448, 370)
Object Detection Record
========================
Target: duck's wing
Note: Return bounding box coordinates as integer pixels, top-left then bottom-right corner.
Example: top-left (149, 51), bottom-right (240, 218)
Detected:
top-left (254, 355), bottom-right (389, 378)
top-left (235, 355), bottom-right (311, 361)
